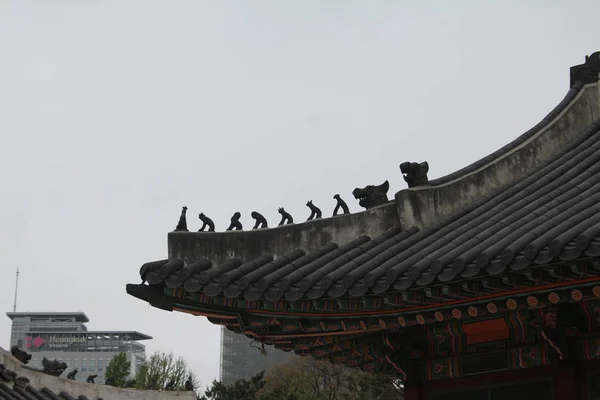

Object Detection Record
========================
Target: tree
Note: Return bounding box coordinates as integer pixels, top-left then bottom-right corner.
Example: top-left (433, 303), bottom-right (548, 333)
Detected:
top-left (104, 352), bottom-right (131, 388)
top-left (199, 371), bottom-right (298, 400)
top-left (134, 350), bottom-right (200, 392)
top-left (199, 356), bottom-right (404, 400)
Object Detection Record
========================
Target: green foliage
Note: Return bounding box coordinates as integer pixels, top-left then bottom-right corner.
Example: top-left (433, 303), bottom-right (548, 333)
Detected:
top-left (200, 357), bottom-right (404, 400)
top-left (134, 350), bottom-right (200, 393)
top-left (199, 370), bottom-right (265, 400)
top-left (105, 352), bottom-right (131, 388)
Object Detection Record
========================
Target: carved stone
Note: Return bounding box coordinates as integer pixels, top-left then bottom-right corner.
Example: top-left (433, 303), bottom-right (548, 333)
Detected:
top-left (10, 346), bottom-right (31, 364)
top-left (306, 201), bottom-right (322, 221)
top-left (400, 161), bottom-right (430, 188)
top-left (198, 213), bottom-right (215, 232)
top-left (332, 194), bottom-right (350, 216)
top-left (67, 369), bottom-right (78, 380)
top-left (42, 358), bottom-right (67, 377)
top-left (226, 212), bottom-right (243, 231)
top-left (251, 211), bottom-right (268, 229)
top-left (86, 374), bottom-right (98, 384)
top-left (570, 51), bottom-right (600, 87)
top-left (352, 180), bottom-right (390, 209)
top-left (278, 207), bottom-right (293, 226)
top-left (174, 206), bottom-right (189, 232)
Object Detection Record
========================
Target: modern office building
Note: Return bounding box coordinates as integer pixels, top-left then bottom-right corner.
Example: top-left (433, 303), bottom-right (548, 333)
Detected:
top-left (220, 327), bottom-right (294, 384)
top-left (6, 311), bottom-right (151, 385)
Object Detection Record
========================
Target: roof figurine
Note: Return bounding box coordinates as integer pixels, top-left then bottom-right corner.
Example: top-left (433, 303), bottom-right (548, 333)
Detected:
top-left (174, 206), bottom-right (188, 232)
top-left (277, 207), bottom-right (294, 225)
top-left (570, 50), bottom-right (600, 87)
top-left (332, 194), bottom-right (350, 216)
top-left (251, 211), bottom-right (268, 229)
top-left (352, 180), bottom-right (389, 209)
top-left (305, 200), bottom-right (322, 221)
top-left (10, 346), bottom-right (30, 365)
top-left (198, 213), bottom-right (215, 232)
top-left (226, 212), bottom-right (243, 231)
top-left (128, 52), bottom-right (600, 399)
top-left (42, 358), bottom-right (67, 377)
top-left (400, 161), bottom-right (429, 188)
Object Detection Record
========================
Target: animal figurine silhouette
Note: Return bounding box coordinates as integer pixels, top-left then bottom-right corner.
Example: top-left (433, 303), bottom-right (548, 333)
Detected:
top-left (352, 181), bottom-right (390, 209)
top-left (11, 346), bottom-right (31, 364)
top-left (332, 194), bottom-right (350, 216)
top-left (67, 369), bottom-right (78, 380)
top-left (86, 374), bottom-right (97, 384)
top-left (42, 358), bottom-right (67, 377)
top-left (251, 211), bottom-right (268, 229)
top-left (278, 207), bottom-right (294, 225)
top-left (306, 200), bottom-right (322, 221)
top-left (174, 206), bottom-right (189, 232)
top-left (400, 161), bottom-right (430, 188)
top-left (198, 213), bottom-right (215, 232)
top-left (227, 212), bottom-right (243, 231)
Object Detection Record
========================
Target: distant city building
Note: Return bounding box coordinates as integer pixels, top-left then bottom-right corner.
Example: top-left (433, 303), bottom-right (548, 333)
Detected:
top-left (6, 312), bottom-right (151, 384)
top-left (220, 327), bottom-right (294, 384)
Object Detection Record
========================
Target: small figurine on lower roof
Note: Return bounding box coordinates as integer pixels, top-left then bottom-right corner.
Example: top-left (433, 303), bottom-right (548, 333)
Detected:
top-left (306, 200), bottom-right (322, 221)
top-left (198, 212), bottom-right (215, 232)
top-left (278, 207), bottom-right (293, 225)
top-left (184, 375), bottom-right (194, 391)
top-left (11, 346), bottom-right (31, 364)
top-left (104, 376), bottom-right (115, 386)
top-left (67, 369), bottom-right (78, 380)
top-left (174, 206), bottom-right (189, 232)
top-left (251, 211), bottom-right (268, 229)
top-left (42, 357), bottom-right (68, 377)
top-left (164, 378), bottom-right (176, 391)
top-left (86, 374), bottom-right (98, 384)
top-left (332, 194), bottom-right (350, 216)
top-left (400, 161), bottom-right (429, 188)
top-left (352, 180), bottom-right (389, 209)
top-left (226, 212), bottom-right (243, 231)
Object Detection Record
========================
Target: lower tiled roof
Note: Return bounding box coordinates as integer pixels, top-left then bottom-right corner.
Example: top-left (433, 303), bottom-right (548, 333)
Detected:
top-left (0, 364), bottom-right (98, 400)
top-left (141, 119), bottom-right (600, 301)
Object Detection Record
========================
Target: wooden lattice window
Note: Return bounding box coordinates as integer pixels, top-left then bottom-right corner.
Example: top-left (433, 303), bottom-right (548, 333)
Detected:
top-left (430, 379), bottom-right (553, 400)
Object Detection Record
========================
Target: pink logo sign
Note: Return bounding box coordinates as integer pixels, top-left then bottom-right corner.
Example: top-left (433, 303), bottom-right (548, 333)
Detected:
top-left (25, 336), bottom-right (45, 349)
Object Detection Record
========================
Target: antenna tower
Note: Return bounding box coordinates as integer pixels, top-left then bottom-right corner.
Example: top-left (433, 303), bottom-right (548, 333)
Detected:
top-left (13, 268), bottom-right (19, 312)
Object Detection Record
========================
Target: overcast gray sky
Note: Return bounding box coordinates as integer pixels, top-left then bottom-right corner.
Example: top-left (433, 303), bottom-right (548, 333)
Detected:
top-left (1, 0), bottom-right (599, 389)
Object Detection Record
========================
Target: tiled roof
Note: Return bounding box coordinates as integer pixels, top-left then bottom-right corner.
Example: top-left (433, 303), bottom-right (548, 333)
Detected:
top-left (140, 118), bottom-right (600, 301)
top-left (0, 363), bottom-right (99, 400)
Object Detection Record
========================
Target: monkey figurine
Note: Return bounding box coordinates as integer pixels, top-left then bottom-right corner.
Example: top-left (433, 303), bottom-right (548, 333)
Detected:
top-left (227, 212), bottom-right (243, 231)
top-left (67, 369), bottom-right (78, 380)
top-left (306, 200), bottom-right (322, 221)
top-left (174, 206), bottom-right (188, 232)
top-left (251, 211), bottom-right (268, 229)
top-left (198, 213), bottom-right (215, 232)
top-left (278, 207), bottom-right (294, 226)
top-left (333, 194), bottom-right (350, 216)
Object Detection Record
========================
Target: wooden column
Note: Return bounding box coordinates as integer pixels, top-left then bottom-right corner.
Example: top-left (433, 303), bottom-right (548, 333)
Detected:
top-left (403, 382), bottom-right (421, 400)
top-left (554, 362), bottom-right (579, 400)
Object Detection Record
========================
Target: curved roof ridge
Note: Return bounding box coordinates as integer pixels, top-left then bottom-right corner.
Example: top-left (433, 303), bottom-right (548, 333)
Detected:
top-left (428, 81), bottom-right (585, 186)
top-left (396, 80), bottom-right (600, 230)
